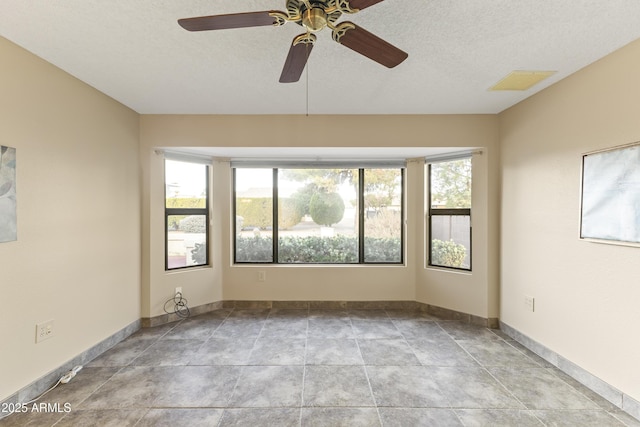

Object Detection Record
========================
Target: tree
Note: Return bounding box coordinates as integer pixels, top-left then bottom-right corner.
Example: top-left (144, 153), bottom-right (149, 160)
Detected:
top-left (430, 158), bottom-right (471, 208)
top-left (281, 169), bottom-right (353, 193)
top-left (283, 168), bottom-right (400, 214)
top-left (364, 169), bottom-right (401, 210)
top-left (283, 169), bottom-right (355, 221)
top-left (290, 182), bottom-right (318, 217)
top-left (309, 192), bottom-right (345, 226)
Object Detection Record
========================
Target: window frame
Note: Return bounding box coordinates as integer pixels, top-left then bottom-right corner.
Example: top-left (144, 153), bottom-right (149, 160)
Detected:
top-left (164, 159), bottom-right (210, 271)
top-left (427, 158), bottom-right (472, 271)
top-left (233, 166), bottom-right (405, 265)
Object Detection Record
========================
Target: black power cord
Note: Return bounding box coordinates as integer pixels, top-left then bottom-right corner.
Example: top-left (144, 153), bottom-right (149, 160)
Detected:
top-left (163, 292), bottom-right (190, 318)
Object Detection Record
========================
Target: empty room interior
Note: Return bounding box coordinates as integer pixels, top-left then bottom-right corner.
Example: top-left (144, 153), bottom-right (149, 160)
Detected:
top-left (1, 1), bottom-right (639, 426)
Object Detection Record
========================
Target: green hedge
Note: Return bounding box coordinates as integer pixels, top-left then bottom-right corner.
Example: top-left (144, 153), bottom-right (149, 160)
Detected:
top-left (235, 235), bottom-right (273, 262)
top-left (278, 235), bottom-right (358, 263)
top-left (179, 215), bottom-right (206, 233)
top-left (236, 197), bottom-right (272, 229)
top-left (166, 197), bottom-right (206, 229)
top-left (235, 197), bottom-right (303, 230)
top-left (235, 235), bottom-right (401, 263)
top-left (431, 239), bottom-right (467, 268)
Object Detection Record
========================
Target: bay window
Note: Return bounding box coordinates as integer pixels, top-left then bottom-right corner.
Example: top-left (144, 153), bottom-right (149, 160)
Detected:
top-left (234, 165), bottom-right (404, 264)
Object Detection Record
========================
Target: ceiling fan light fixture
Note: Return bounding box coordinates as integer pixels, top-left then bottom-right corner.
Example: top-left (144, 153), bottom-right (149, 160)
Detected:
top-left (489, 70), bottom-right (556, 91)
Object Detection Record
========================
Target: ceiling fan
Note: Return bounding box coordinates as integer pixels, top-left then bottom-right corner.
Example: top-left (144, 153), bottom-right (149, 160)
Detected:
top-left (178, 0), bottom-right (408, 83)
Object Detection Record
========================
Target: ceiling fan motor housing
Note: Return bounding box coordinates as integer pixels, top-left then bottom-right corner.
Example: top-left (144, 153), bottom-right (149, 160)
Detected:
top-left (302, 7), bottom-right (328, 31)
top-left (288, 0), bottom-right (342, 31)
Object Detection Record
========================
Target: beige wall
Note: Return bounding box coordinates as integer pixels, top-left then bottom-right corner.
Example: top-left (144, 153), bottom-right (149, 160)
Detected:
top-left (499, 39), bottom-right (640, 402)
top-left (415, 146), bottom-right (501, 319)
top-left (3, 20), bottom-right (638, 410)
top-left (0, 37), bottom-right (141, 401)
top-left (139, 115), bottom-right (500, 318)
top-left (5, 22), bottom-right (638, 409)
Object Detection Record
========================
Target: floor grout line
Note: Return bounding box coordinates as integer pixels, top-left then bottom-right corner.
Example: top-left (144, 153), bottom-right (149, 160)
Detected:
top-left (8, 308), bottom-right (632, 427)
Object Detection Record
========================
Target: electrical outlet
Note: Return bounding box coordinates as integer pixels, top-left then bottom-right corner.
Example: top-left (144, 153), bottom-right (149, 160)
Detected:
top-left (175, 287), bottom-right (183, 298)
top-left (524, 295), bottom-right (535, 312)
top-left (258, 271), bottom-right (266, 282)
top-left (36, 319), bottom-right (55, 343)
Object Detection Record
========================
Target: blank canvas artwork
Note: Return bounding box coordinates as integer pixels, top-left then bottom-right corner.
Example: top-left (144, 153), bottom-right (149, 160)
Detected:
top-left (580, 143), bottom-right (640, 245)
top-left (0, 145), bottom-right (17, 242)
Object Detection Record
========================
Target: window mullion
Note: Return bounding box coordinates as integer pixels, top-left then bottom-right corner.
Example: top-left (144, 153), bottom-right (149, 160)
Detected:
top-left (400, 168), bottom-right (405, 264)
top-left (166, 208), bottom-right (208, 216)
top-left (272, 168), bottom-right (278, 264)
top-left (431, 208), bottom-right (471, 216)
top-left (358, 169), bottom-right (365, 263)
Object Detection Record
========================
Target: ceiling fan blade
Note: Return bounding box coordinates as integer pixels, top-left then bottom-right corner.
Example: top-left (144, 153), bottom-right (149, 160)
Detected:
top-left (333, 22), bottom-right (407, 68)
top-left (346, 0), bottom-right (385, 11)
top-left (178, 11), bottom-right (281, 31)
top-left (279, 33), bottom-right (316, 83)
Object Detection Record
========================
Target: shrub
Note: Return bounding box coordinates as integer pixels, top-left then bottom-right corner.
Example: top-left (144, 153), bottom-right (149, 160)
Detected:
top-left (431, 239), bottom-right (466, 268)
top-left (235, 197), bottom-right (303, 230)
top-left (364, 237), bottom-right (402, 263)
top-left (236, 197), bottom-right (272, 229)
top-left (166, 198), bottom-right (206, 230)
top-left (179, 215), bottom-right (206, 233)
top-left (290, 182), bottom-right (317, 216)
top-left (309, 192), bottom-right (345, 227)
top-left (278, 235), bottom-right (358, 263)
top-left (235, 235), bottom-right (401, 263)
top-left (278, 198), bottom-right (304, 230)
top-left (191, 242), bottom-right (207, 264)
top-left (235, 235), bottom-right (273, 262)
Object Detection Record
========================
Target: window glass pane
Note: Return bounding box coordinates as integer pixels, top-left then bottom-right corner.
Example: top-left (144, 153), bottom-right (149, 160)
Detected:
top-left (167, 215), bottom-right (207, 269)
top-left (430, 158), bottom-right (471, 209)
top-left (235, 168), bottom-right (273, 262)
top-left (165, 158), bottom-right (208, 270)
top-left (165, 160), bottom-right (207, 208)
top-left (430, 215), bottom-right (471, 269)
top-left (364, 169), bottom-right (402, 263)
top-left (277, 168), bottom-right (358, 263)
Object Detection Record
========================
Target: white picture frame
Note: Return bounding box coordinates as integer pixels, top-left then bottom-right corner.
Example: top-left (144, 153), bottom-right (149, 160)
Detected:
top-left (580, 142), bottom-right (640, 246)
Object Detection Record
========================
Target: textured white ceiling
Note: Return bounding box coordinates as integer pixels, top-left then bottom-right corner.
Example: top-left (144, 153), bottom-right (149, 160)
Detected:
top-left (2, 1), bottom-right (640, 115)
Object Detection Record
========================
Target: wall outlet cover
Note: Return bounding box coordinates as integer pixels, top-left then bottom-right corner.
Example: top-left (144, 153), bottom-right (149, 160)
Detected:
top-left (36, 319), bottom-right (55, 343)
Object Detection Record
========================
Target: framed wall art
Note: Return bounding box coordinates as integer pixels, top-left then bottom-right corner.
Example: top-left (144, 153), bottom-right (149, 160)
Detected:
top-left (580, 142), bottom-right (640, 246)
top-left (0, 145), bottom-right (17, 243)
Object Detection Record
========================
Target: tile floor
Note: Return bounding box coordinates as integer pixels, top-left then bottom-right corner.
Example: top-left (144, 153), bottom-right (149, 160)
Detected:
top-left (2, 308), bottom-right (639, 426)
